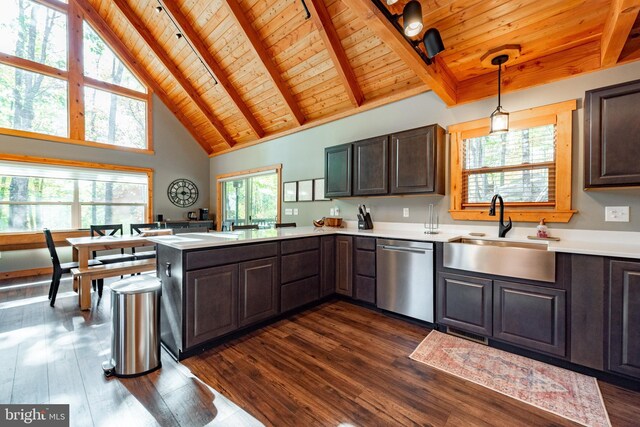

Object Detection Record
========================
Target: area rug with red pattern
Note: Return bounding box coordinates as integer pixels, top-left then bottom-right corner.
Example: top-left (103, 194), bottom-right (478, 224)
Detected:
top-left (410, 331), bottom-right (611, 427)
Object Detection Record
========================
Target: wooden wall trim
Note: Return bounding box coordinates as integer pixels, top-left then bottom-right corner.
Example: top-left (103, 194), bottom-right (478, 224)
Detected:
top-left (0, 153), bottom-right (153, 174)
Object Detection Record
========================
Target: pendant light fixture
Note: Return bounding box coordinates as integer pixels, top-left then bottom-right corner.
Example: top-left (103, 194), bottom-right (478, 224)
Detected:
top-left (403, 0), bottom-right (423, 37)
top-left (490, 54), bottom-right (509, 134)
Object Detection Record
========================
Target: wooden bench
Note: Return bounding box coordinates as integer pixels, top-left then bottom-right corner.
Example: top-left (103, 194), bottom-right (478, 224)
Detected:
top-left (71, 258), bottom-right (156, 310)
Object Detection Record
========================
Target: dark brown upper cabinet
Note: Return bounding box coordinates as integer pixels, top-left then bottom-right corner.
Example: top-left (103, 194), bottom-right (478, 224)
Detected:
top-left (353, 136), bottom-right (388, 196)
top-left (324, 143), bottom-right (352, 197)
top-left (390, 124), bottom-right (445, 195)
top-left (585, 79), bottom-right (640, 188)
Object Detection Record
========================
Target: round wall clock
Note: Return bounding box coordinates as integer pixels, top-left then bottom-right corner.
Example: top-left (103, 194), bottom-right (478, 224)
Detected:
top-left (167, 178), bottom-right (199, 208)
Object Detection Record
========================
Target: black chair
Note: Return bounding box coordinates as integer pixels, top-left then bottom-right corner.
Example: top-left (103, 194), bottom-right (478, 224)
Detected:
top-left (130, 223), bottom-right (159, 260)
top-left (231, 224), bottom-right (259, 231)
top-left (44, 229), bottom-right (102, 307)
top-left (90, 224), bottom-right (135, 264)
top-left (275, 222), bottom-right (296, 228)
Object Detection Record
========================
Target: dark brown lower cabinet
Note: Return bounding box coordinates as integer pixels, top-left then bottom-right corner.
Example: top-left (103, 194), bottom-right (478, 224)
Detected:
top-left (353, 238), bottom-right (376, 304)
top-left (437, 273), bottom-right (492, 336)
top-left (609, 260), bottom-right (640, 379)
top-left (493, 281), bottom-right (566, 357)
top-left (185, 264), bottom-right (238, 347)
top-left (320, 236), bottom-right (336, 297)
top-left (281, 276), bottom-right (320, 312)
top-left (354, 275), bottom-right (375, 304)
top-left (336, 236), bottom-right (353, 296)
top-left (238, 257), bottom-right (279, 328)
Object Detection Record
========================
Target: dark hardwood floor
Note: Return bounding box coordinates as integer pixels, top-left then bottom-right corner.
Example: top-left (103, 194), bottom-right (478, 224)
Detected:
top-left (2, 276), bottom-right (639, 426)
top-left (0, 275), bottom-right (259, 427)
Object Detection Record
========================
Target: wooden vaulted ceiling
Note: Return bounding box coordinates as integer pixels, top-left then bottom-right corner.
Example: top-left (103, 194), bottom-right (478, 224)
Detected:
top-left (78, 0), bottom-right (640, 155)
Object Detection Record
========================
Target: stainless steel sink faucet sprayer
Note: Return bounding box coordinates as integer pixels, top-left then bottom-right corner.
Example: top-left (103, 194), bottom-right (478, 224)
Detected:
top-left (488, 194), bottom-right (512, 238)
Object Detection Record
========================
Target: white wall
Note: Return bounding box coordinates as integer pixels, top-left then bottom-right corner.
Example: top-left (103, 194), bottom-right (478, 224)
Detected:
top-left (211, 61), bottom-right (640, 232)
top-left (0, 95), bottom-right (210, 272)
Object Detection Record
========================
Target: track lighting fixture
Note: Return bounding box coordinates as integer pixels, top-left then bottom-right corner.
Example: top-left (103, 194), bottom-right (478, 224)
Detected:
top-left (155, 6), bottom-right (162, 13)
top-left (371, 0), bottom-right (445, 67)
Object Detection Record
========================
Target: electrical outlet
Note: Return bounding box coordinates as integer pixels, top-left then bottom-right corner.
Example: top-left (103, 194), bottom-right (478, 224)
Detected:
top-left (330, 208), bottom-right (335, 216)
top-left (284, 208), bottom-right (293, 215)
top-left (334, 207), bottom-right (340, 216)
top-left (293, 208), bottom-right (299, 215)
top-left (605, 206), bottom-right (629, 222)
top-left (403, 208), bottom-right (409, 217)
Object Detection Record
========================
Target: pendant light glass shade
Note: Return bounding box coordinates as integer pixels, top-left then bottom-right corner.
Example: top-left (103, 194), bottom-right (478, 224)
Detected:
top-left (423, 28), bottom-right (444, 59)
top-left (403, 1), bottom-right (423, 37)
top-left (489, 54), bottom-right (509, 134)
top-left (490, 107), bottom-right (509, 134)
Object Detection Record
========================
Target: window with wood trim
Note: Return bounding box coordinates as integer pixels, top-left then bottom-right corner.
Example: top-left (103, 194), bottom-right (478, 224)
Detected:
top-left (0, 0), bottom-right (151, 152)
top-left (0, 155), bottom-right (153, 232)
top-left (449, 100), bottom-right (577, 223)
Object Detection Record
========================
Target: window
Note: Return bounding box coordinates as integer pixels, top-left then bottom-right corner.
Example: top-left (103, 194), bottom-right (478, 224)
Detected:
top-left (0, 156), bottom-right (152, 232)
top-left (448, 100), bottom-right (576, 223)
top-left (0, 0), bottom-right (151, 152)
top-left (216, 165), bottom-right (282, 230)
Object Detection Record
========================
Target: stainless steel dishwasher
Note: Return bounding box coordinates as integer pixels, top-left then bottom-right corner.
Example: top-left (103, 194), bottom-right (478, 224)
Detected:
top-left (376, 239), bottom-right (434, 323)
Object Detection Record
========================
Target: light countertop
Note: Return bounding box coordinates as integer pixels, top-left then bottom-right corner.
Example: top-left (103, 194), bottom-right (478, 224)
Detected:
top-left (146, 223), bottom-right (640, 260)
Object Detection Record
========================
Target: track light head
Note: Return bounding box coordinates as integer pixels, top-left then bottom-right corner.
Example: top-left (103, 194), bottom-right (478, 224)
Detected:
top-left (423, 28), bottom-right (444, 59)
top-left (403, 0), bottom-right (423, 37)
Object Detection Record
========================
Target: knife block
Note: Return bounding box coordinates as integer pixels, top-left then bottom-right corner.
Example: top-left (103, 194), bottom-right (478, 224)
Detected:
top-left (358, 212), bottom-right (374, 230)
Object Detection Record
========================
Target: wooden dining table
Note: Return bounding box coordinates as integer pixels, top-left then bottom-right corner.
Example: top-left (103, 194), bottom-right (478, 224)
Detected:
top-left (66, 235), bottom-right (155, 309)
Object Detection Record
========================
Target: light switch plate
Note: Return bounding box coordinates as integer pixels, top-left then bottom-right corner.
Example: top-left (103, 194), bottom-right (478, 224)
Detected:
top-left (293, 208), bottom-right (299, 215)
top-left (330, 208), bottom-right (335, 216)
top-left (284, 208), bottom-right (293, 215)
top-left (403, 208), bottom-right (409, 217)
top-left (605, 206), bottom-right (629, 222)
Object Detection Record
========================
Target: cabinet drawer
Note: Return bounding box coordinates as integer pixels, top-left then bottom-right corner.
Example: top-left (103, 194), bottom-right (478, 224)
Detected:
top-left (437, 273), bottom-right (492, 336)
top-left (493, 281), bottom-right (566, 357)
top-left (281, 250), bottom-right (319, 283)
top-left (355, 250), bottom-right (375, 277)
top-left (355, 237), bottom-right (376, 251)
top-left (281, 276), bottom-right (320, 312)
top-left (186, 242), bottom-right (278, 270)
top-left (281, 237), bottom-right (320, 255)
top-left (354, 275), bottom-right (375, 304)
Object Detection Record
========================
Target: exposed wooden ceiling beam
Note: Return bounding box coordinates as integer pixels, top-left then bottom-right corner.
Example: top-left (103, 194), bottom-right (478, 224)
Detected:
top-left (223, 0), bottom-right (306, 126)
top-left (456, 40), bottom-right (601, 104)
top-left (348, 0), bottom-right (457, 106)
top-left (111, 0), bottom-right (235, 148)
top-left (601, 0), bottom-right (640, 67)
top-left (157, 0), bottom-right (265, 139)
top-left (306, 0), bottom-right (364, 107)
top-left (73, 0), bottom-right (214, 154)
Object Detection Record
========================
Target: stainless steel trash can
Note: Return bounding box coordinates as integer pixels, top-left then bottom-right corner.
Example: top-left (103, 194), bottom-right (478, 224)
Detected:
top-left (102, 276), bottom-right (161, 377)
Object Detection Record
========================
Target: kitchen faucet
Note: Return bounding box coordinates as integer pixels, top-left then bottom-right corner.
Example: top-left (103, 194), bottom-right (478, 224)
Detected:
top-left (489, 194), bottom-right (512, 238)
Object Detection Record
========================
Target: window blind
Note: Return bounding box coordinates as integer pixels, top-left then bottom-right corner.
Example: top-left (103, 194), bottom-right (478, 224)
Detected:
top-left (462, 124), bottom-right (556, 206)
top-left (0, 161), bottom-right (148, 184)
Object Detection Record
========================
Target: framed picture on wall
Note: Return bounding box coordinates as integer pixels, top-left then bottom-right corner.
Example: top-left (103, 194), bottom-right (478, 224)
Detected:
top-left (283, 181), bottom-right (297, 202)
top-left (314, 178), bottom-right (330, 201)
top-left (297, 179), bottom-right (313, 202)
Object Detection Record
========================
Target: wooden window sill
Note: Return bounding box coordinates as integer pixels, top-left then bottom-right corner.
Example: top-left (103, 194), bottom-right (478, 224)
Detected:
top-left (449, 209), bottom-right (577, 223)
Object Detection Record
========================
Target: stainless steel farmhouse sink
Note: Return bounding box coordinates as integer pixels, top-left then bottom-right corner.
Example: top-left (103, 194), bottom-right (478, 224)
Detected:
top-left (443, 238), bottom-right (556, 283)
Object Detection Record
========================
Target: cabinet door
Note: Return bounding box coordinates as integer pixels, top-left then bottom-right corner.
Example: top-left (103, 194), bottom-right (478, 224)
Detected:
top-left (353, 136), bottom-right (388, 196)
top-left (320, 236), bottom-right (336, 297)
top-left (335, 236), bottom-right (353, 296)
top-left (585, 79), bottom-right (640, 188)
top-left (390, 125), bottom-right (443, 194)
top-left (185, 264), bottom-right (238, 347)
top-left (493, 281), bottom-right (566, 357)
top-left (324, 143), bottom-right (352, 197)
top-left (238, 257), bottom-right (279, 328)
top-left (609, 261), bottom-right (640, 379)
top-left (354, 275), bottom-right (375, 304)
top-left (437, 273), bottom-right (492, 336)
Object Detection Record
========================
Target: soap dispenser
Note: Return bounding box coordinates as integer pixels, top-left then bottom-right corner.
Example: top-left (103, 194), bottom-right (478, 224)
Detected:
top-left (536, 218), bottom-right (549, 238)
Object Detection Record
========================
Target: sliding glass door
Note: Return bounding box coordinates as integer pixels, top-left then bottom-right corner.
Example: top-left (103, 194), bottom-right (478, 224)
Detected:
top-left (221, 173), bottom-right (278, 228)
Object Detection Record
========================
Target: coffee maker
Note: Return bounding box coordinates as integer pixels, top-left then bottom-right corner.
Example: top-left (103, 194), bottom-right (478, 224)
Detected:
top-left (198, 208), bottom-right (209, 220)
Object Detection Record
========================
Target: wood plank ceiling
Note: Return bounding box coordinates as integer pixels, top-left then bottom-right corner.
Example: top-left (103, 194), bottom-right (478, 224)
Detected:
top-left (82, 0), bottom-right (640, 155)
